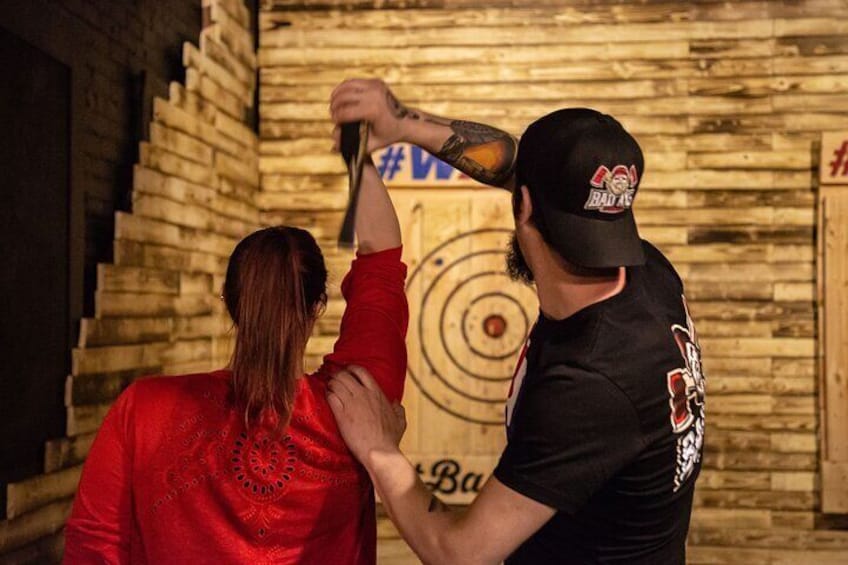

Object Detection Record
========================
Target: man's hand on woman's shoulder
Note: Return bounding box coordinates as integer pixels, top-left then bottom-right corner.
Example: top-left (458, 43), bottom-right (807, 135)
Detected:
top-left (327, 364), bottom-right (407, 466)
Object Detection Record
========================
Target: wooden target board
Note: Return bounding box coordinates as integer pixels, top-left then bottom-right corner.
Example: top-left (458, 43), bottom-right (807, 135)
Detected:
top-left (392, 189), bottom-right (538, 504)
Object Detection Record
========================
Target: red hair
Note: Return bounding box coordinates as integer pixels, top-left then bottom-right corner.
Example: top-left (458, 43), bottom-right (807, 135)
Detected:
top-left (223, 226), bottom-right (327, 430)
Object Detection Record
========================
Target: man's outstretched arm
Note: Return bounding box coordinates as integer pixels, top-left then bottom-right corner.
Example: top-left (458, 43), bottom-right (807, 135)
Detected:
top-left (330, 78), bottom-right (517, 189)
top-left (327, 366), bottom-right (555, 565)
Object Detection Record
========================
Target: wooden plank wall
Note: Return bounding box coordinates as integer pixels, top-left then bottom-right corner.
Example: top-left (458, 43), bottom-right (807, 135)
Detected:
top-left (0, 0), bottom-right (259, 560)
top-left (257, 0), bottom-right (848, 562)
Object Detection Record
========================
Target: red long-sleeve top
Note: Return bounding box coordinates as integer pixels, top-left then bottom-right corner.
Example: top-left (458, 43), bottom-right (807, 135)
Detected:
top-left (64, 247), bottom-right (409, 564)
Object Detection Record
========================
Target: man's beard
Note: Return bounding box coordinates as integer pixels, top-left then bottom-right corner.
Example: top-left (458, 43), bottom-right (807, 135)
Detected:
top-left (506, 233), bottom-right (534, 285)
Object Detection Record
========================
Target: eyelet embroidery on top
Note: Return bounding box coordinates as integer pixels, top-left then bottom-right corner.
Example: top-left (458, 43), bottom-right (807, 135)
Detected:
top-left (147, 381), bottom-right (367, 543)
top-left (294, 430), bottom-right (362, 487)
top-left (231, 430), bottom-right (297, 504)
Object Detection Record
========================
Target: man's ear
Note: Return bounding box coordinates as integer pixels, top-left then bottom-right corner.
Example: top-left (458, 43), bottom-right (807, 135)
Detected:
top-left (516, 185), bottom-right (533, 226)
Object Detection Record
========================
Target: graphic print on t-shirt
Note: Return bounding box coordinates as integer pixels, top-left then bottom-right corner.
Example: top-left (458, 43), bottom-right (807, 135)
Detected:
top-left (666, 295), bottom-right (705, 492)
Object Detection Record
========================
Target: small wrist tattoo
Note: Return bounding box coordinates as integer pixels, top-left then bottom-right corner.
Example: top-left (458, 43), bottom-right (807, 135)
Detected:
top-left (387, 90), bottom-right (419, 120)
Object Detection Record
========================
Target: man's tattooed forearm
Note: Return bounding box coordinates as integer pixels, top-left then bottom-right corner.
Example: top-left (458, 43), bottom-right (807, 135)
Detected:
top-left (436, 120), bottom-right (517, 187)
top-left (383, 93), bottom-right (517, 186)
top-left (428, 495), bottom-right (450, 513)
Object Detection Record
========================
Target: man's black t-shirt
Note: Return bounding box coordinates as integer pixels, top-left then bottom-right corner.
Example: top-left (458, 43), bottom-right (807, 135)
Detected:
top-left (495, 241), bottom-right (706, 564)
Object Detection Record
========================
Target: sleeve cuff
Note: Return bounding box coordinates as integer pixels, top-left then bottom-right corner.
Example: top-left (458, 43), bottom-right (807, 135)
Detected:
top-left (341, 245), bottom-right (408, 301)
top-left (355, 245), bottom-right (403, 262)
top-left (493, 464), bottom-right (578, 515)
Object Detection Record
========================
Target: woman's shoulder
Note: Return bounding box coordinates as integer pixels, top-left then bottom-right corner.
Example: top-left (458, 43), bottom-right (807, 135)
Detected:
top-left (130, 368), bottom-right (229, 393)
top-left (120, 369), bottom-right (232, 415)
top-left (105, 370), bottom-right (233, 451)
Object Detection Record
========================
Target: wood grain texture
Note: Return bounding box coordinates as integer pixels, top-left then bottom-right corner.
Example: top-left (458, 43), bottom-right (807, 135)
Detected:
top-left (256, 0), bottom-right (848, 560)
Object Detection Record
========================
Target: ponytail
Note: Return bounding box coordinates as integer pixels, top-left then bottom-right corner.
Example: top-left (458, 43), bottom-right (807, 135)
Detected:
top-left (223, 227), bottom-right (327, 431)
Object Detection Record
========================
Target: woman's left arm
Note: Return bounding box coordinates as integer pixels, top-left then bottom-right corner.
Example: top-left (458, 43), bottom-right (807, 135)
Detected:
top-left (64, 384), bottom-right (136, 564)
top-left (313, 161), bottom-right (409, 401)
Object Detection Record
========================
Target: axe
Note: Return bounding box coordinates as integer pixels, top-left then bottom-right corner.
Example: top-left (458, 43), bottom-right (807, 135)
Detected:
top-left (337, 121), bottom-right (370, 248)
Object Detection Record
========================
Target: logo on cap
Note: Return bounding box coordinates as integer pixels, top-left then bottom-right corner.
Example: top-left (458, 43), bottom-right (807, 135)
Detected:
top-left (584, 165), bottom-right (639, 214)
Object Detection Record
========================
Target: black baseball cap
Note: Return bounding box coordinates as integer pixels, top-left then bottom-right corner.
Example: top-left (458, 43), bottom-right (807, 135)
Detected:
top-left (516, 108), bottom-right (646, 269)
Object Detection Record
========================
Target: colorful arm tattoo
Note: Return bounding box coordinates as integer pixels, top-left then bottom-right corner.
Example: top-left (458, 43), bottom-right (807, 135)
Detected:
top-left (435, 120), bottom-right (517, 188)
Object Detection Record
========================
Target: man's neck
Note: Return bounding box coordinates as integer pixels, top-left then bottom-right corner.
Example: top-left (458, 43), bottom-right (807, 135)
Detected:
top-left (535, 264), bottom-right (627, 321)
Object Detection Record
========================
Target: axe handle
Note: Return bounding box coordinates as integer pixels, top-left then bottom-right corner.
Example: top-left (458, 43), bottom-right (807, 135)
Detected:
top-left (338, 122), bottom-right (370, 248)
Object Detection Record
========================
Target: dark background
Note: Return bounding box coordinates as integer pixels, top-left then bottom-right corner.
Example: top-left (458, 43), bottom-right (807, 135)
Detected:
top-left (0, 0), bottom-right (201, 518)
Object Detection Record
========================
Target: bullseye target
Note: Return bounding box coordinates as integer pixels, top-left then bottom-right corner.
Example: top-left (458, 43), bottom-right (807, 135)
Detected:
top-left (406, 228), bottom-right (538, 425)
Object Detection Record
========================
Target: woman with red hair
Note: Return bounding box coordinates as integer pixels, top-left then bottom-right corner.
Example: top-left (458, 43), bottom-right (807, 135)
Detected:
top-left (65, 156), bottom-right (408, 563)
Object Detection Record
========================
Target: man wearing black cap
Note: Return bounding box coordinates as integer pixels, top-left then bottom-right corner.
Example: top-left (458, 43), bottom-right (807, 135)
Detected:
top-left (327, 79), bottom-right (705, 564)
